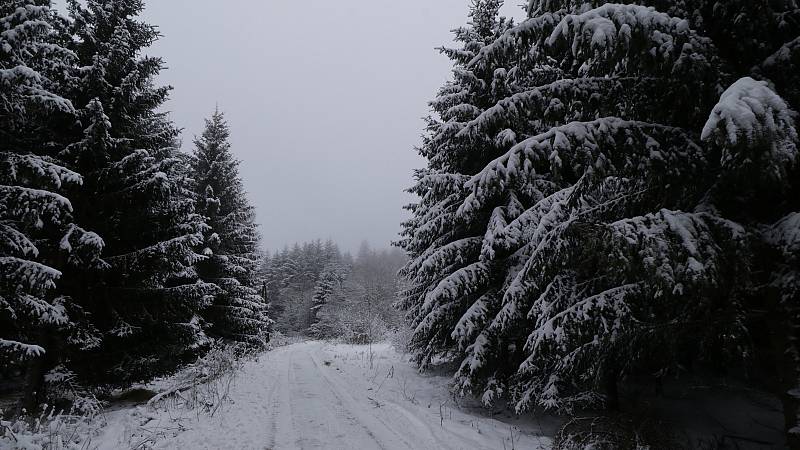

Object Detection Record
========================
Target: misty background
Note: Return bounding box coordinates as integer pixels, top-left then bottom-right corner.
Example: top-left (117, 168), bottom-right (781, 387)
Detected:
top-left (58, 0), bottom-right (525, 252)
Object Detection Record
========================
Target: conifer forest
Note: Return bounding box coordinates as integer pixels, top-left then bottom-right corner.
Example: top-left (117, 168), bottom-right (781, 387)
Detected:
top-left (1, 0), bottom-right (799, 449)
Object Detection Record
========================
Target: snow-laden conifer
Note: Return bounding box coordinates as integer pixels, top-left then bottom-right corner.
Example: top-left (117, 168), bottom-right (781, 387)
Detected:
top-left (401, 1), bottom-right (800, 442)
top-left (61, 0), bottom-right (219, 383)
top-left (398, 0), bottom-right (516, 368)
top-left (0, 1), bottom-right (104, 410)
top-left (191, 109), bottom-right (271, 346)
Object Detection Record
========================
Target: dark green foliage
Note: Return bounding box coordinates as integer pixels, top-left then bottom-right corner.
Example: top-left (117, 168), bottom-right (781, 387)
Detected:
top-left (58, 0), bottom-right (218, 384)
top-left (191, 109), bottom-right (271, 346)
top-left (400, 0), bottom-right (800, 444)
top-left (263, 240), bottom-right (345, 334)
top-left (0, 1), bottom-right (105, 411)
top-left (1, 0), bottom-right (267, 407)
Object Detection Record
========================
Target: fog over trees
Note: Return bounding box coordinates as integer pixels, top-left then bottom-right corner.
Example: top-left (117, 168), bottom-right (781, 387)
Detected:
top-left (262, 240), bottom-right (406, 342)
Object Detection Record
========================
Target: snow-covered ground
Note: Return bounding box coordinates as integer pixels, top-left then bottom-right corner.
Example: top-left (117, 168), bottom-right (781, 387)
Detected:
top-left (94, 341), bottom-right (556, 449)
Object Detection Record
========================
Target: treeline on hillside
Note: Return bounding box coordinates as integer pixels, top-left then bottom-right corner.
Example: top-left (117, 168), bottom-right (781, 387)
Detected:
top-left (262, 241), bottom-right (406, 343)
top-left (0, 0), bottom-right (269, 414)
top-left (399, 0), bottom-right (800, 445)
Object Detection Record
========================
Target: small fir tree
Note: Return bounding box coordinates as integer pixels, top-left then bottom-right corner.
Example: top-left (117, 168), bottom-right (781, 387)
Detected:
top-left (192, 109), bottom-right (271, 346)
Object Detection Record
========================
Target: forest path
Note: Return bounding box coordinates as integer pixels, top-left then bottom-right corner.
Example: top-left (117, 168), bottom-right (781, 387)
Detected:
top-left (145, 341), bottom-right (552, 450)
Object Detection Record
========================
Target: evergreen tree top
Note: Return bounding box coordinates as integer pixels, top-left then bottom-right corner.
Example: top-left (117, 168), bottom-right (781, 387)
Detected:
top-left (194, 108), bottom-right (232, 155)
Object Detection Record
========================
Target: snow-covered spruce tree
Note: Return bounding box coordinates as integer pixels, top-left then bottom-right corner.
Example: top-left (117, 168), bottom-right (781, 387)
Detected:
top-left (191, 109), bottom-right (271, 346)
top-left (261, 246), bottom-right (290, 319)
top-left (402, 0), bottom-right (800, 440)
top-left (449, 2), bottom-right (732, 411)
top-left (308, 262), bottom-right (348, 338)
top-left (262, 240), bottom-right (349, 334)
top-left (281, 241), bottom-right (328, 332)
top-left (60, 0), bottom-right (218, 384)
top-left (397, 0), bottom-right (516, 367)
top-left (309, 247), bottom-right (405, 343)
top-left (0, 1), bottom-right (105, 411)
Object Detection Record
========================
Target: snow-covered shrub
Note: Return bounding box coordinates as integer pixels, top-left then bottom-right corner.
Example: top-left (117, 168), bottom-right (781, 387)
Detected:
top-left (0, 406), bottom-right (103, 450)
top-left (388, 326), bottom-right (414, 354)
top-left (43, 366), bottom-right (103, 418)
top-left (334, 305), bottom-right (390, 345)
top-left (265, 331), bottom-right (303, 350)
top-left (553, 415), bottom-right (684, 450)
top-left (147, 342), bottom-right (246, 417)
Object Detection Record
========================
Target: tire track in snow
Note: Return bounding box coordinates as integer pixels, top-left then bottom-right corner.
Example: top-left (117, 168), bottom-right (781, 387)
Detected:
top-left (305, 349), bottom-right (413, 449)
top-left (141, 341), bottom-right (551, 450)
top-left (307, 343), bottom-right (527, 450)
top-left (307, 345), bottom-right (478, 450)
top-left (259, 351), bottom-right (283, 450)
top-left (290, 346), bottom-right (392, 449)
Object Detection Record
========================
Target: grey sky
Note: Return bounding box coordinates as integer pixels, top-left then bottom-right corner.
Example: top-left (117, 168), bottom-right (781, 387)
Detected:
top-left (63, 1), bottom-right (525, 252)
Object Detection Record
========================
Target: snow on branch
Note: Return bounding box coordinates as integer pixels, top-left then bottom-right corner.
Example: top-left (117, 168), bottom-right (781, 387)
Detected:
top-left (702, 77), bottom-right (798, 182)
top-left (0, 222), bottom-right (38, 257)
top-left (474, 4), bottom-right (716, 83)
top-left (610, 209), bottom-right (746, 284)
top-left (457, 78), bottom-right (655, 140)
top-left (418, 237), bottom-right (483, 276)
top-left (496, 219), bottom-right (576, 327)
top-left (0, 185), bottom-right (74, 226)
top-left (451, 290), bottom-right (498, 351)
top-left (459, 118), bottom-right (702, 218)
top-left (105, 232), bottom-right (205, 264)
top-left (0, 338), bottom-right (45, 359)
top-left (546, 4), bottom-right (702, 65)
top-left (485, 186), bottom-right (573, 259)
top-left (702, 77), bottom-right (797, 147)
top-left (419, 261), bottom-right (491, 320)
top-left (0, 256), bottom-right (61, 291)
top-left (469, 12), bottom-right (564, 67)
top-left (0, 153), bottom-right (83, 189)
top-left (14, 293), bottom-right (69, 326)
top-left (524, 283), bottom-right (639, 357)
top-left (765, 212), bottom-right (800, 256)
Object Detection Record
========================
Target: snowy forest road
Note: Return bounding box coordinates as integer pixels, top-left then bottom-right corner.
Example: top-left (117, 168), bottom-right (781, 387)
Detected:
top-left (138, 341), bottom-right (553, 450)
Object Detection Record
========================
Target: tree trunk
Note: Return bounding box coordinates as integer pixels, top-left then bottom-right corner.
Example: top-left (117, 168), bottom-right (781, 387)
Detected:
top-left (605, 368), bottom-right (620, 411)
top-left (779, 314), bottom-right (800, 449)
top-left (19, 351), bottom-right (47, 415)
top-left (766, 285), bottom-right (800, 449)
top-left (782, 386), bottom-right (800, 449)
top-left (17, 330), bottom-right (54, 415)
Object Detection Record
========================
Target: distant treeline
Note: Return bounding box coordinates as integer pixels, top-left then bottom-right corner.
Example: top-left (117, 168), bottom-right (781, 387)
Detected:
top-left (262, 240), bottom-right (407, 342)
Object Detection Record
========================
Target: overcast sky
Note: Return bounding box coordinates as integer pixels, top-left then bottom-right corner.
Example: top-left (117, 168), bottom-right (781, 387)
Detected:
top-left (61, 1), bottom-right (525, 252)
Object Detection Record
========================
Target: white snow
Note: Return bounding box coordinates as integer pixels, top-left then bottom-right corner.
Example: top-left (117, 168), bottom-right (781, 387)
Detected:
top-left (94, 341), bottom-right (553, 450)
top-left (702, 77), bottom-right (798, 150)
top-left (766, 212), bottom-right (800, 255)
top-left (0, 339), bottom-right (45, 358)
